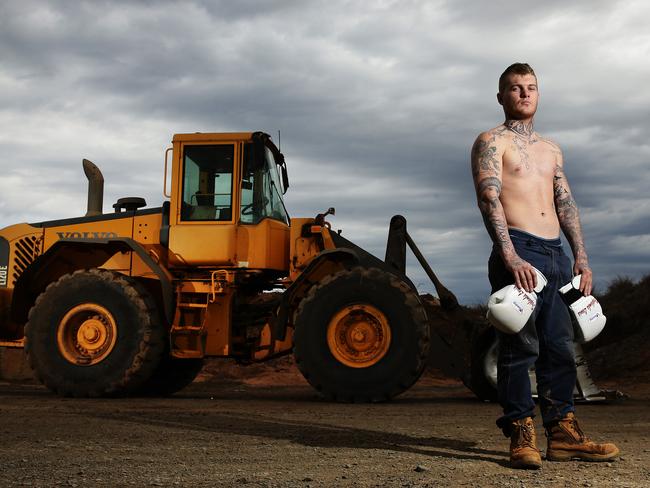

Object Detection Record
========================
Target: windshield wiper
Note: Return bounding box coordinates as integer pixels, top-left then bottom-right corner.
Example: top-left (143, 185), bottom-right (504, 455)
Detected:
top-left (270, 180), bottom-right (290, 221)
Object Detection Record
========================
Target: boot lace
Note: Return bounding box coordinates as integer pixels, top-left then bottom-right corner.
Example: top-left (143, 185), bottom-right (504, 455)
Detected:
top-left (514, 422), bottom-right (536, 450)
top-left (566, 417), bottom-right (588, 442)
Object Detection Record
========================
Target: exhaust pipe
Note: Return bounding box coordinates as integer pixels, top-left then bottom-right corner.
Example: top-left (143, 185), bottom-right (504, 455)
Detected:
top-left (82, 159), bottom-right (104, 216)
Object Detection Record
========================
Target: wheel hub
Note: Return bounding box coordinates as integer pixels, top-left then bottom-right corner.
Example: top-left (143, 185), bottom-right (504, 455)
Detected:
top-left (57, 304), bottom-right (117, 366)
top-left (327, 304), bottom-right (391, 368)
top-left (77, 318), bottom-right (107, 349)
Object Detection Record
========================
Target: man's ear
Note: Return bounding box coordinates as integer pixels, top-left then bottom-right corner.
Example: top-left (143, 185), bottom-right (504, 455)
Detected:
top-left (496, 92), bottom-right (503, 105)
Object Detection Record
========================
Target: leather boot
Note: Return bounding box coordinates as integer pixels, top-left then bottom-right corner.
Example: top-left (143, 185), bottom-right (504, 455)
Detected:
top-left (509, 417), bottom-right (542, 469)
top-left (546, 412), bottom-right (620, 462)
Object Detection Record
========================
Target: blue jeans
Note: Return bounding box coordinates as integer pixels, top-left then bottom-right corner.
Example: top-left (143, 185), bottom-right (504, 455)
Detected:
top-left (488, 228), bottom-right (576, 432)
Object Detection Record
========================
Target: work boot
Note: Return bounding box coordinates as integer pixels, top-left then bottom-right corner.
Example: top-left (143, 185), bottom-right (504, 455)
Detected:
top-left (546, 412), bottom-right (620, 462)
top-left (509, 417), bottom-right (542, 469)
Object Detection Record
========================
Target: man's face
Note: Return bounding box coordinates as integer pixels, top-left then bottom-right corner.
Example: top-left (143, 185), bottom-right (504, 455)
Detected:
top-left (497, 73), bottom-right (538, 120)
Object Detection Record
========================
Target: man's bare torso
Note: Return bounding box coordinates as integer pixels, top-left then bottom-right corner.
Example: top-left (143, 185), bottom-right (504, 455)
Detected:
top-left (485, 124), bottom-right (561, 239)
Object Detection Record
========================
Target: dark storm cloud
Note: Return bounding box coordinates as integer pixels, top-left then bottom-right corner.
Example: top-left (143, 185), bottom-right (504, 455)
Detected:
top-left (0, 0), bottom-right (648, 303)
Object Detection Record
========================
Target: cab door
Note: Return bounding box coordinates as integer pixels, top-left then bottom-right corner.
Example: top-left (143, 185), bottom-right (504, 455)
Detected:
top-left (168, 141), bottom-right (240, 266)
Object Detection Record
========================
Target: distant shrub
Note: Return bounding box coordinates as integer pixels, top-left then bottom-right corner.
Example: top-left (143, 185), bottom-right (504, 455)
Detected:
top-left (589, 273), bottom-right (650, 348)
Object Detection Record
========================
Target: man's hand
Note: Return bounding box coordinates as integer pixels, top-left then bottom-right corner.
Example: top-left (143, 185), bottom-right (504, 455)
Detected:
top-left (574, 259), bottom-right (593, 295)
top-left (504, 254), bottom-right (538, 292)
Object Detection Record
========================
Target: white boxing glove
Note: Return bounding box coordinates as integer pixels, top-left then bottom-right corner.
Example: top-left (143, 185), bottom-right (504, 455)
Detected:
top-left (559, 275), bottom-right (606, 343)
top-left (486, 267), bottom-right (547, 334)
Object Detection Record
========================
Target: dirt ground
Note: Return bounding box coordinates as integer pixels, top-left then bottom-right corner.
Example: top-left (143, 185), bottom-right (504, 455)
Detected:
top-left (1, 360), bottom-right (649, 488)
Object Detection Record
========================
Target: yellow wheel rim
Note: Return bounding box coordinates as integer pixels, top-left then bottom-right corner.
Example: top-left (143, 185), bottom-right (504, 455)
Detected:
top-left (56, 303), bottom-right (118, 366)
top-left (326, 304), bottom-right (391, 368)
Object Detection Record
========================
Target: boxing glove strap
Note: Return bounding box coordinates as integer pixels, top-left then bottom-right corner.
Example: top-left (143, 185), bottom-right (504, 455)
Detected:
top-left (560, 287), bottom-right (584, 305)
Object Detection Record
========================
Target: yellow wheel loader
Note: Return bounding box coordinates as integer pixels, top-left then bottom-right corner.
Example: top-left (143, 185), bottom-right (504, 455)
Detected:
top-left (0, 132), bottom-right (462, 400)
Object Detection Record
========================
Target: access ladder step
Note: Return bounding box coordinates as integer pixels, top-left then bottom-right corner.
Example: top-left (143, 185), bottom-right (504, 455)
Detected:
top-left (170, 326), bottom-right (206, 358)
top-left (178, 302), bottom-right (208, 309)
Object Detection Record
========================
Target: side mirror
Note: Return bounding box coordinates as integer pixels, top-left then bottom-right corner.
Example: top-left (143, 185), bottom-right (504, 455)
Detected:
top-left (280, 164), bottom-right (289, 194)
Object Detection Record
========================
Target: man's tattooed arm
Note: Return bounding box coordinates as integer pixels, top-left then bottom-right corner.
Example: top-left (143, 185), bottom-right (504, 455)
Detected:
top-left (472, 133), bottom-right (512, 253)
top-left (553, 156), bottom-right (593, 294)
top-left (472, 131), bottom-right (538, 292)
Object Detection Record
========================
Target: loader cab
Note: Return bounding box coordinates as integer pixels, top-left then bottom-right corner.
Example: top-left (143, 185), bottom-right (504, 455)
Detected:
top-left (167, 132), bottom-right (290, 271)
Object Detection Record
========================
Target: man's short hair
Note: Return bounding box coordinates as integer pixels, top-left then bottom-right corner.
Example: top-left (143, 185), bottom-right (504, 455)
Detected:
top-left (499, 63), bottom-right (536, 93)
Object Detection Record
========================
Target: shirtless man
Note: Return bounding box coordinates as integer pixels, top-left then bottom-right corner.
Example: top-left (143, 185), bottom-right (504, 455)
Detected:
top-left (471, 63), bottom-right (619, 469)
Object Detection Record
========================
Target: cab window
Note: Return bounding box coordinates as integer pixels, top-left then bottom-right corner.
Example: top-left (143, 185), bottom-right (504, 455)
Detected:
top-left (241, 144), bottom-right (289, 225)
top-left (181, 144), bottom-right (234, 221)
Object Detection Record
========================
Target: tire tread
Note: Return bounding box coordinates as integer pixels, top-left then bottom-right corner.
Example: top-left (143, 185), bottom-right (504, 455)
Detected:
top-left (294, 266), bottom-right (430, 402)
top-left (25, 269), bottom-right (165, 397)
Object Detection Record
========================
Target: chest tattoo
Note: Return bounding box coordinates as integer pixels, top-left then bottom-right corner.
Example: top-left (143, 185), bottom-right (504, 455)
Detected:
top-left (505, 122), bottom-right (539, 171)
top-left (512, 136), bottom-right (531, 170)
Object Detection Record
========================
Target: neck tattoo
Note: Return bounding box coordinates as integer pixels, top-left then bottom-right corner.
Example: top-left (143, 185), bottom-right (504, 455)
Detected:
top-left (505, 119), bottom-right (534, 138)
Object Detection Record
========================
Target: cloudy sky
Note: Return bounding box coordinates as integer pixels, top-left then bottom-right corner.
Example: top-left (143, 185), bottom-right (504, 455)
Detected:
top-left (1, 0), bottom-right (648, 303)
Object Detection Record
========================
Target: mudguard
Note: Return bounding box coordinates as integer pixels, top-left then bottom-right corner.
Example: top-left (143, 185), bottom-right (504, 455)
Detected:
top-left (11, 238), bottom-right (174, 325)
top-left (273, 231), bottom-right (420, 342)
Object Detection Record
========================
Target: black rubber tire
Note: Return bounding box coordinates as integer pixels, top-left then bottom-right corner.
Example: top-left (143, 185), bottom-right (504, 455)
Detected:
top-left (138, 356), bottom-right (204, 396)
top-left (465, 326), bottom-right (499, 402)
top-left (293, 266), bottom-right (430, 402)
top-left (464, 328), bottom-right (590, 402)
top-left (25, 269), bottom-right (165, 397)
